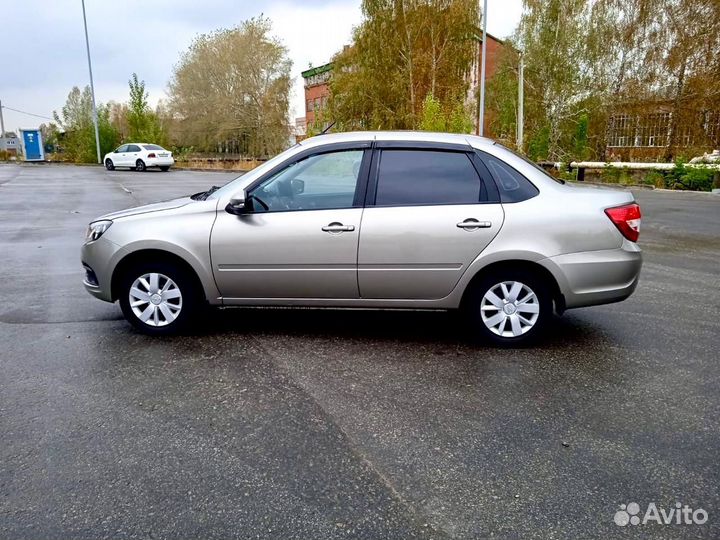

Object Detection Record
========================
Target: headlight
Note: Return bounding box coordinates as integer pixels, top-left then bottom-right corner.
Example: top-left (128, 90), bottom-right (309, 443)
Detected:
top-left (85, 220), bottom-right (112, 242)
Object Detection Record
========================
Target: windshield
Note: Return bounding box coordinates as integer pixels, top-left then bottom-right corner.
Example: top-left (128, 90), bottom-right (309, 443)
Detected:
top-left (495, 143), bottom-right (565, 184)
top-left (143, 144), bottom-right (165, 151)
top-left (208, 144), bottom-right (302, 199)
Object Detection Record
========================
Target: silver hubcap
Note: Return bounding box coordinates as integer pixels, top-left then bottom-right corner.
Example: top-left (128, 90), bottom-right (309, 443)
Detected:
top-left (129, 272), bottom-right (182, 327)
top-left (480, 281), bottom-right (540, 338)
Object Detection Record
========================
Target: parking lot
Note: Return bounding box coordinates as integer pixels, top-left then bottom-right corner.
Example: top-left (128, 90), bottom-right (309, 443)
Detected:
top-left (1, 163), bottom-right (718, 539)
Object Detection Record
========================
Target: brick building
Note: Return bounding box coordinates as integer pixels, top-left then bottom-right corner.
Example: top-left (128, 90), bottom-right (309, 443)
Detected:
top-left (301, 63), bottom-right (333, 132)
top-left (468, 33), bottom-right (505, 136)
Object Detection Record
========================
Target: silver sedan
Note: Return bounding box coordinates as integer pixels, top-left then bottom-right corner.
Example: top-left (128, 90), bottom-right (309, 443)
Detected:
top-left (81, 131), bottom-right (642, 345)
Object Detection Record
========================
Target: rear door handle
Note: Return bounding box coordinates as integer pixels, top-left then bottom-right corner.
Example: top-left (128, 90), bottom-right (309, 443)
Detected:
top-left (322, 222), bottom-right (355, 233)
top-left (457, 219), bottom-right (491, 230)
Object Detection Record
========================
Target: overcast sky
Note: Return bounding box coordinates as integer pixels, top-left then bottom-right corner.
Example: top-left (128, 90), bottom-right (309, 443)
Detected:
top-left (0, 0), bottom-right (522, 134)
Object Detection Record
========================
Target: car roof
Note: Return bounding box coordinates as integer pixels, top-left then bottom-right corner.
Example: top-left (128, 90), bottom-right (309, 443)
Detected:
top-left (299, 131), bottom-right (495, 149)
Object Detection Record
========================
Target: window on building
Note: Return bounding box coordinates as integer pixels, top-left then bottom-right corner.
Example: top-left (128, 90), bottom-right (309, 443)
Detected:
top-left (705, 111), bottom-right (720, 144)
top-left (307, 99), bottom-right (313, 112)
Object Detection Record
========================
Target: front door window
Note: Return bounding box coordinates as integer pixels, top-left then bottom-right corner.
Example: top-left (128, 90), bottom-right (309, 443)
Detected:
top-left (248, 150), bottom-right (364, 212)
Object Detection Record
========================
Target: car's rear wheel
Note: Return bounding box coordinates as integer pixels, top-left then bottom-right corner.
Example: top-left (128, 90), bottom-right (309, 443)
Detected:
top-left (160, 166), bottom-right (170, 172)
top-left (105, 159), bottom-right (114, 171)
top-left (135, 159), bottom-right (146, 172)
top-left (118, 262), bottom-right (199, 335)
top-left (465, 268), bottom-right (552, 346)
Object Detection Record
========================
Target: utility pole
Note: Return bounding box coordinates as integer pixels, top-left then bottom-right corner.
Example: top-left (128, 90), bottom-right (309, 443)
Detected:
top-left (81, 0), bottom-right (102, 164)
top-left (478, 0), bottom-right (488, 137)
top-left (517, 52), bottom-right (524, 150)
top-left (0, 100), bottom-right (5, 136)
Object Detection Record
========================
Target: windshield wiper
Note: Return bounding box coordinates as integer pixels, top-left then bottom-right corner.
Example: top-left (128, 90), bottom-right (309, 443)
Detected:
top-left (191, 186), bottom-right (221, 201)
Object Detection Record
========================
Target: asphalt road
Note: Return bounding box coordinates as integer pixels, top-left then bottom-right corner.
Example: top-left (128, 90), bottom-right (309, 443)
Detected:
top-left (1, 163), bottom-right (718, 539)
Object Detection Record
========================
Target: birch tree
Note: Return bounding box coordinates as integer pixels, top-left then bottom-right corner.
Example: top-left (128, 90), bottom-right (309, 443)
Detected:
top-left (330, 0), bottom-right (478, 130)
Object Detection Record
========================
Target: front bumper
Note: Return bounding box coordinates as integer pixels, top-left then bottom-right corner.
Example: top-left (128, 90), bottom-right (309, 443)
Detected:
top-left (540, 240), bottom-right (642, 309)
top-left (81, 236), bottom-right (126, 302)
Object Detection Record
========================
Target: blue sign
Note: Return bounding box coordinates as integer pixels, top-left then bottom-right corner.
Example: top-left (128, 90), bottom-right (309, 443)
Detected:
top-left (22, 129), bottom-right (44, 161)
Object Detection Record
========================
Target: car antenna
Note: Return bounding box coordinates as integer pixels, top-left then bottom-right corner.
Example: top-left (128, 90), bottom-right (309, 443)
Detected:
top-left (319, 121), bottom-right (336, 135)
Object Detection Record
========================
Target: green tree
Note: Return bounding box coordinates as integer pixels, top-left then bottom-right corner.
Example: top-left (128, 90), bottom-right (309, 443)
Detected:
top-left (53, 86), bottom-right (119, 163)
top-left (419, 93), bottom-right (473, 132)
top-left (330, 0), bottom-right (479, 131)
top-left (168, 17), bottom-right (291, 156)
top-left (126, 73), bottom-right (167, 144)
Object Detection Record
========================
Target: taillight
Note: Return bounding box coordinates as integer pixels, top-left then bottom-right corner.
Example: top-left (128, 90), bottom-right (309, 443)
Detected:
top-left (605, 203), bottom-right (641, 242)
top-left (147, 153), bottom-right (156, 158)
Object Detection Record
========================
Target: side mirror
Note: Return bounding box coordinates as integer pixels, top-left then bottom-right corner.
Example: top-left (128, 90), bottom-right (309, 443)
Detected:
top-left (225, 194), bottom-right (248, 215)
top-left (290, 178), bottom-right (305, 195)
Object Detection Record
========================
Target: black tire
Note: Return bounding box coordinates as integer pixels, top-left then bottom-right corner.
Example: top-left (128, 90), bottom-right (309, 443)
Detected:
top-left (160, 166), bottom-right (170, 172)
top-left (135, 159), bottom-right (146, 172)
top-left (118, 261), bottom-right (200, 335)
top-left (105, 159), bottom-right (114, 171)
top-left (464, 268), bottom-right (552, 346)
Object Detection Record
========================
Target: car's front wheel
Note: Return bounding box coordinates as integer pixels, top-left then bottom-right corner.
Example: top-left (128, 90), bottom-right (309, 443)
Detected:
top-left (118, 262), bottom-right (199, 335)
top-left (105, 159), bottom-right (114, 171)
top-left (466, 269), bottom-right (552, 346)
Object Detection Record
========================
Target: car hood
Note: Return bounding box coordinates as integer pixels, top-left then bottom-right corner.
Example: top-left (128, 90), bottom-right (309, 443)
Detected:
top-left (98, 197), bottom-right (192, 221)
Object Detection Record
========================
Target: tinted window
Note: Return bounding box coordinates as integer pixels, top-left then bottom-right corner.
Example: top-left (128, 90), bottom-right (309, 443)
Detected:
top-left (481, 153), bottom-right (539, 203)
top-left (143, 144), bottom-right (164, 151)
top-left (250, 150), bottom-right (364, 212)
top-left (116, 145), bottom-right (128, 153)
top-left (127, 144), bottom-right (141, 152)
top-left (375, 150), bottom-right (482, 206)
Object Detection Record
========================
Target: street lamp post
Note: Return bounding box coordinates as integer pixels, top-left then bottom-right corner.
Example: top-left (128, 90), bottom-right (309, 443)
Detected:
top-left (517, 51), bottom-right (524, 150)
top-left (478, 0), bottom-right (488, 137)
top-left (81, 0), bottom-right (102, 164)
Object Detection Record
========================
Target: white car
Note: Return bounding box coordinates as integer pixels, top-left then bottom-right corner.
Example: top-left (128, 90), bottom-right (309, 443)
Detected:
top-left (104, 143), bottom-right (174, 172)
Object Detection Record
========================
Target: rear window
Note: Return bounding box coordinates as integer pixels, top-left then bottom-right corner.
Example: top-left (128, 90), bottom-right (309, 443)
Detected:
top-left (375, 150), bottom-right (484, 206)
top-left (479, 152), bottom-right (539, 203)
top-left (143, 144), bottom-right (165, 151)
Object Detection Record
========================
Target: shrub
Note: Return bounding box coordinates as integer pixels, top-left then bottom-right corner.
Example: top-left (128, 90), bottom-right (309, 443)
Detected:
top-left (666, 159), bottom-right (715, 191)
top-left (642, 171), bottom-right (666, 188)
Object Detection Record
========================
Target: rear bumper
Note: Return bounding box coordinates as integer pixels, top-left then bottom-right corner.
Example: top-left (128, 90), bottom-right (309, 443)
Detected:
top-left (146, 157), bottom-right (174, 167)
top-left (540, 240), bottom-right (642, 309)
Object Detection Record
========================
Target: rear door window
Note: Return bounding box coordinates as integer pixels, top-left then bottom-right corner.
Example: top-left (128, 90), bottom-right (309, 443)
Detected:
top-left (374, 150), bottom-right (485, 206)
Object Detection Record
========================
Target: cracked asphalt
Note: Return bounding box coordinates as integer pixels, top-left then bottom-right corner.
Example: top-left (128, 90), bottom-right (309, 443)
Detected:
top-left (1, 163), bottom-right (718, 539)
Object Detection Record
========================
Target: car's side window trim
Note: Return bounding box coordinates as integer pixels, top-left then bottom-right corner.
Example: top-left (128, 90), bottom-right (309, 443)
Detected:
top-left (365, 147), bottom-right (498, 207)
top-left (469, 152), bottom-right (500, 203)
top-left (243, 144), bottom-right (373, 214)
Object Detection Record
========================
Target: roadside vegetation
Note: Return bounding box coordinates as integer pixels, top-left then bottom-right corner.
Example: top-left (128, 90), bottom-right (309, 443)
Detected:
top-left (32, 0), bottom-right (719, 191)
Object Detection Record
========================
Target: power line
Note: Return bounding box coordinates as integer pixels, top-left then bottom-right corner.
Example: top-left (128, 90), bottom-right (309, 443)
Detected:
top-left (0, 105), bottom-right (54, 122)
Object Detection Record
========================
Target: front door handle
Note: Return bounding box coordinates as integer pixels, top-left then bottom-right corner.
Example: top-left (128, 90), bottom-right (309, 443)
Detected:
top-left (457, 219), bottom-right (492, 230)
top-left (322, 222), bottom-right (355, 233)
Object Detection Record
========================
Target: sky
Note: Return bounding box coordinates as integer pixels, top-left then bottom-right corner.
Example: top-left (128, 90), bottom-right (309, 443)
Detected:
top-left (0, 0), bottom-right (523, 135)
